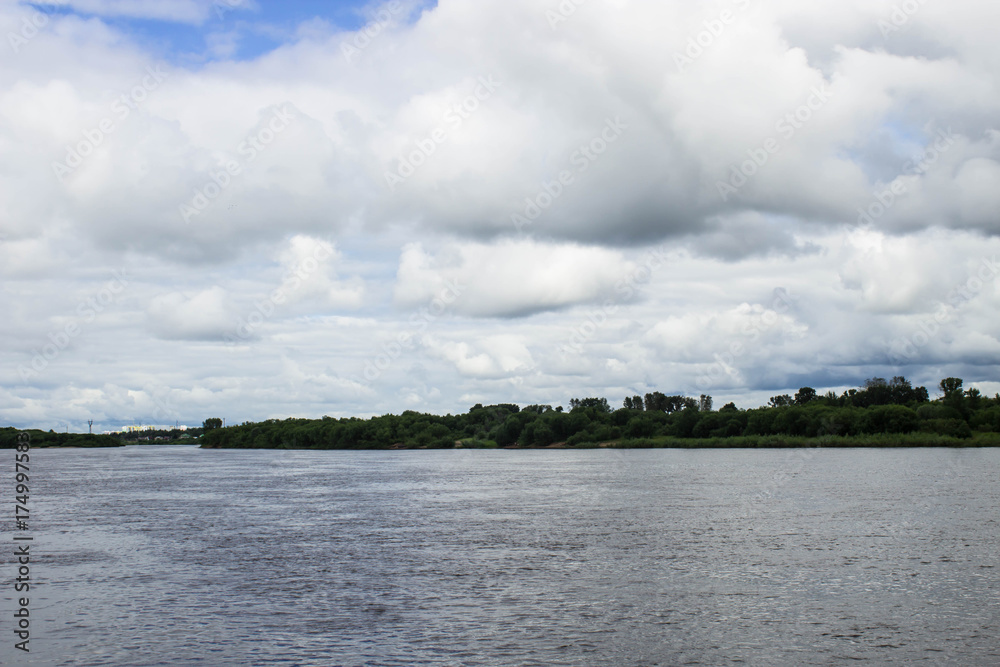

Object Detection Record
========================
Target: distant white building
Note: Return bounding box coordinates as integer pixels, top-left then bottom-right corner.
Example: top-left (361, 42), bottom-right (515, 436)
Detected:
top-left (107, 424), bottom-right (189, 434)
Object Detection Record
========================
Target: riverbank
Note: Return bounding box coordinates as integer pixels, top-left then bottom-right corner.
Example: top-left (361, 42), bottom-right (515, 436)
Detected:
top-left (200, 431), bottom-right (1000, 450)
top-left (0, 427), bottom-right (123, 448)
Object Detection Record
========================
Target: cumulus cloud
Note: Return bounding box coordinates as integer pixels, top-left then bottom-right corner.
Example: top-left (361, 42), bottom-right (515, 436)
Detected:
top-left (393, 239), bottom-right (634, 318)
top-left (146, 286), bottom-right (236, 340)
top-left (7, 0), bottom-right (1000, 256)
top-left (685, 212), bottom-right (820, 261)
top-left (275, 235), bottom-right (365, 310)
top-left (3, 0), bottom-right (1000, 429)
top-left (422, 333), bottom-right (535, 378)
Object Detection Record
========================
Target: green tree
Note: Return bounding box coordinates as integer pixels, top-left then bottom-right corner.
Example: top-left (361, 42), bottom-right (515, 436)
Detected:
top-left (625, 416), bottom-right (657, 438)
top-left (939, 378), bottom-right (967, 418)
top-left (671, 407), bottom-right (702, 438)
top-left (773, 407), bottom-right (809, 436)
top-left (861, 405), bottom-right (919, 434)
top-left (569, 397), bottom-right (611, 413)
top-left (971, 406), bottom-right (1000, 432)
top-left (644, 391), bottom-right (667, 412)
top-left (887, 376), bottom-right (921, 404)
top-left (623, 395), bottom-right (644, 410)
top-left (965, 387), bottom-right (983, 411)
top-left (857, 378), bottom-right (892, 407)
top-left (611, 408), bottom-right (633, 426)
top-left (940, 377), bottom-right (964, 395)
top-left (744, 408), bottom-right (778, 435)
top-left (794, 387), bottom-right (817, 405)
top-left (531, 422), bottom-right (556, 446)
top-left (643, 392), bottom-right (689, 413)
top-left (495, 416), bottom-right (524, 447)
top-left (203, 417), bottom-right (222, 430)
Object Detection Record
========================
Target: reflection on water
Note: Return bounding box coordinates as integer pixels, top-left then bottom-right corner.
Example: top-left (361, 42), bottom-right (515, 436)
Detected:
top-left (8, 446), bottom-right (1000, 665)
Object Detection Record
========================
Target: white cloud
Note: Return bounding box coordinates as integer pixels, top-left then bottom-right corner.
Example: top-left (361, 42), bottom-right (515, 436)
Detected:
top-left (4, 0), bottom-right (1000, 429)
top-left (276, 235), bottom-right (366, 310)
top-left (423, 333), bottom-right (535, 378)
top-left (394, 239), bottom-right (634, 318)
top-left (146, 286), bottom-right (236, 340)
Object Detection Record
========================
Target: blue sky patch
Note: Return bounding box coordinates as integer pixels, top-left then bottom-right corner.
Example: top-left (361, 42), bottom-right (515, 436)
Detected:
top-left (27, 0), bottom-right (431, 63)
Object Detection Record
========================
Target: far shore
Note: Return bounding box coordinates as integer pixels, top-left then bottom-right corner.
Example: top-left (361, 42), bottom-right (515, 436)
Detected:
top-left (199, 432), bottom-right (1000, 451)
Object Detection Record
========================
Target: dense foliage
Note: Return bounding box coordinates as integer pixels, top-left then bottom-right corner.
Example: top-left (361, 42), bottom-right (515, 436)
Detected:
top-left (201, 377), bottom-right (1000, 450)
top-left (0, 427), bottom-right (122, 448)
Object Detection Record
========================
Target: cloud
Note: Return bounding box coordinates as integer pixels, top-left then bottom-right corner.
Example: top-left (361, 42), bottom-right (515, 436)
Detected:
top-left (423, 333), bottom-right (534, 378)
top-left (686, 212), bottom-right (820, 261)
top-left (4, 0), bottom-right (1000, 429)
top-left (7, 0), bottom-right (1000, 258)
top-left (393, 239), bottom-right (635, 318)
top-left (146, 286), bottom-right (236, 340)
top-left (276, 235), bottom-right (365, 310)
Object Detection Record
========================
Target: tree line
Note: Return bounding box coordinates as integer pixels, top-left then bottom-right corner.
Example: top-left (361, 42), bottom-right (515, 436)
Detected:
top-left (0, 428), bottom-right (121, 448)
top-left (200, 376), bottom-right (1000, 450)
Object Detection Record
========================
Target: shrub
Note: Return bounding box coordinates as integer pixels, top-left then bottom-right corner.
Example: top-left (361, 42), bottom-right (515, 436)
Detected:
top-left (971, 406), bottom-right (1000, 432)
top-left (917, 404), bottom-right (963, 421)
top-left (921, 419), bottom-right (973, 439)
top-left (861, 405), bottom-right (919, 434)
top-left (625, 417), bottom-right (657, 438)
top-left (744, 408), bottom-right (779, 435)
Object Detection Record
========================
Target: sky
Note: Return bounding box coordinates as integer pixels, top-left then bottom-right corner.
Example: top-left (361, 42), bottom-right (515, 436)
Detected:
top-left (2, 0), bottom-right (1000, 432)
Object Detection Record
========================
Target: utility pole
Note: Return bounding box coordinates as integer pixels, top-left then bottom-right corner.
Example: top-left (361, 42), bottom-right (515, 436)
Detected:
top-left (88, 419), bottom-right (93, 434)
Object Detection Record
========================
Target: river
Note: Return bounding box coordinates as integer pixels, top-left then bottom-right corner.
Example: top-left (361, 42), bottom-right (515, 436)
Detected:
top-left (6, 445), bottom-right (1000, 665)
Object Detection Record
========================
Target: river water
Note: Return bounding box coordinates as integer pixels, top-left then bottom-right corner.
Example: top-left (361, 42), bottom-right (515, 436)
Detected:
top-left (4, 445), bottom-right (999, 665)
